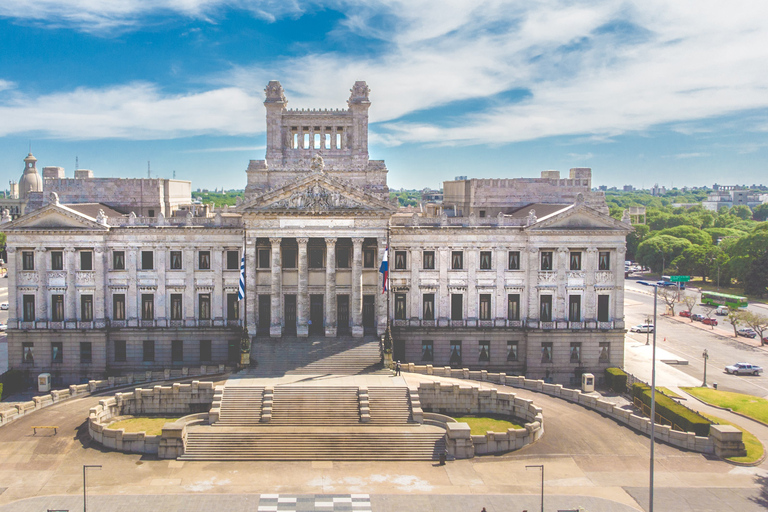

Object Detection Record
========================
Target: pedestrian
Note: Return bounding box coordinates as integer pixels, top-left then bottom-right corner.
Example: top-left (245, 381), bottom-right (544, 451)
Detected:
top-left (481, 508), bottom-right (487, 512)
top-left (395, 360), bottom-right (401, 376)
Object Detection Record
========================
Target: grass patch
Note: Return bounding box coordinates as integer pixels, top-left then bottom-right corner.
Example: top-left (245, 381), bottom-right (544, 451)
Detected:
top-left (453, 414), bottom-right (523, 435)
top-left (700, 413), bottom-right (764, 464)
top-left (680, 387), bottom-right (768, 425)
top-left (657, 387), bottom-right (682, 399)
top-left (108, 417), bottom-right (180, 436)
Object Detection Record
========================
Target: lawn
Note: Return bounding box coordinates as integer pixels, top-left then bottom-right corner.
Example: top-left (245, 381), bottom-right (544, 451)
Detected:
top-left (108, 417), bottom-right (180, 436)
top-left (680, 387), bottom-right (768, 425)
top-left (657, 387), bottom-right (682, 399)
top-left (700, 413), bottom-right (764, 464)
top-left (453, 414), bottom-right (523, 435)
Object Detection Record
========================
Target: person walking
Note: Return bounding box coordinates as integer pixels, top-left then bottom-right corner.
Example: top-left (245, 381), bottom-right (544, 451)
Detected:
top-left (395, 360), bottom-right (401, 376)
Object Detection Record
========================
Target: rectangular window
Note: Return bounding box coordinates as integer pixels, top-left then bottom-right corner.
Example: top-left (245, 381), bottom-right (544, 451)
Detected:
top-left (540, 251), bottom-right (553, 271)
top-left (507, 294), bottom-right (520, 321)
top-left (422, 294), bottom-right (435, 321)
top-left (363, 248), bottom-right (375, 268)
top-left (114, 340), bottom-right (126, 363)
top-left (258, 248), bottom-right (270, 268)
top-left (479, 340), bottom-right (490, 362)
top-left (597, 295), bottom-right (610, 322)
top-left (226, 250), bottom-right (239, 270)
top-left (479, 210), bottom-right (486, 218)
top-left (324, 133), bottom-right (331, 149)
top-left (141, 251), bottom-right (153, 270)
top-left (170, 251), bottom-right (182, 270)
top-left (423, 251), bottom-right (435, 270)
top-left (570, 342), bottom-right (582, 363)
top-left (449, 340), bottom-right (462, 365)
top-left (599, 251), bottom-right (611, 270)
top-left (395, 251), bottom-right (407, 270)
top-left (143, 340), bottom-right (155, 362)
top-left (22, 342), bottom-right (34, 364)
top-left (227, 293), bottom-right (239, 320)
top-left (22, 251), bottom-right (34, 270)
top-left (51, 294), bottom-right (64, 321)
top-left (314, 133), bottom-right (321, 149)
top-left (282, 248), bottom-right (297, 268)
top-left (541, 342), bottom-right (553, 363)
top-left (23, 295), bottom-right (35, 322)
top-left (198, 251), bottom-right (211, 270)
top-left (309, 248), bottom-right (324, 268)
top-left (421, 341), bottom-right (433, 362)
top-left (540, 295), bottom-right (553, 322)
top-left (568, 295), bottom-right (581, 322)
top-left (479, 294), bottom-right (492, 320)
top-left (170, 294), bottom-right (183, 320)
top-left (113, 294), bottom-right (126, 320)
top-left (451, 294), bottom-right (463, 321)
top-left (200, 340), bottom-right (212, 362)
top-left (507, 341), bottom-right (518, 362)
top-left (508, 251), bottom-right (520, 270)
top-left (51, 251), bottom-right (63, 270)
top-left (80, 342), bottom-right (92, 364)
top-left (141, 294), bottom-right (154, 320)
top-left (451, 251), bottom-right (463, 270)
top-left (51, 342), bottom-right (63, 364)
top-left (80, 251), bottom-right (93, 271)
top-left (599, 342), bottom-right (610, 363)
top-left (480, 251), bottom-right (492, 270)
top-left (172, 340), bottom-right (183, 363)
top-left (113, 250), bottom-right (125, 270)
top-left (81, 294), bottom-right (93, 321)
top-left (570, 251), bottom-right (582, 271)
top-left (395, 293), bottom-right (407, 320)
top-left (199, 293), bottom-right (211, 320)
top-left (336, 247), bottom-right (350, 268)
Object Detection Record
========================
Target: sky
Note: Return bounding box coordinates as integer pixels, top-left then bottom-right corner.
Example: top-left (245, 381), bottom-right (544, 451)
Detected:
top-left (0, 1), bottom-right (767, 191)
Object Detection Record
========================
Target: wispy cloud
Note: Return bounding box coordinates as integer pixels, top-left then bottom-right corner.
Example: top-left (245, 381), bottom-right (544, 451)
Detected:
top-left (673, 152), bottom-right (709, 159)
top-left (183, 145), bottom-right (265, 153)
top-left (567, 152), bottom-right (594, 160)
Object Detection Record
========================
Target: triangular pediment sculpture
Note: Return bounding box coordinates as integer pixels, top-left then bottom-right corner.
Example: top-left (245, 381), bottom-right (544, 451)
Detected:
top-left (2, 203), bottom-right (110, 231)
top-left (527, 203), bottom-right (632, 233)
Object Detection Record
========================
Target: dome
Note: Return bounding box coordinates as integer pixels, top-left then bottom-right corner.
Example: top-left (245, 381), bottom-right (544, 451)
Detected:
top-left (19, 152), bottom-right (43, 199)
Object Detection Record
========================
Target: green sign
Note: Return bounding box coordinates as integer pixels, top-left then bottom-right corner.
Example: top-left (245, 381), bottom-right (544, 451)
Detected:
top-left (669, 275), bottom-right (690, 282)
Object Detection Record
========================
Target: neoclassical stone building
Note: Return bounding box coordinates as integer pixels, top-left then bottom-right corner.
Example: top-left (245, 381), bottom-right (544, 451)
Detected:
top-left (2, 81), bottom-right (631, 386)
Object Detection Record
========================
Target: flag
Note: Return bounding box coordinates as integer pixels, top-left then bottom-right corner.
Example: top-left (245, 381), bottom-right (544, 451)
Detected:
top-left (237, 251), bottom-right (246, 301)
top-left (379, 246), bottom-right (388, 294)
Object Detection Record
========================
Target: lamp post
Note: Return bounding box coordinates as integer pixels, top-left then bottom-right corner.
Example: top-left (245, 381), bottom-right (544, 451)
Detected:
top-left (526, 464), bottom-right (544, 512)
top-left (83, 464), bottom-right (102, 512)
top-left (637, 281), bottom-right (658, 512)
top-left (645, 315), bottom-right (652, 346)
top-left (702, 349), bottom-right (709, 387)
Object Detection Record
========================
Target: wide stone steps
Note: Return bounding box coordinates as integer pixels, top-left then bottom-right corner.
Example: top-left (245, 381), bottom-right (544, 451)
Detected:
top-left (367, 387), bottom-right (412, 425)
top-left (270, 386), bottom-right (360, 425)
top-left (215, 386), bottom-right (264, 426)
top-left (248, 338), bottom-right (386, 376)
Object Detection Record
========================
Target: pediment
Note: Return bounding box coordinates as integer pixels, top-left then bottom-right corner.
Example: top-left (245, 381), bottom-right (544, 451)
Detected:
top-left (527, 203), bottom-right (632, 232)
top-left (3, 204), bottom-right (109, 231)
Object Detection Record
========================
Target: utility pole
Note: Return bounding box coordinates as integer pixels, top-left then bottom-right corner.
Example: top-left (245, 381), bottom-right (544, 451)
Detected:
top-left (702, 349), bottom-right (709, 387)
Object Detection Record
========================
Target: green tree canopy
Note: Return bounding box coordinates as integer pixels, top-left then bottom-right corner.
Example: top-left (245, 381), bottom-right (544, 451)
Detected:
top-left (752, 203), bottom-right (768, 222)
top-left (650, 225), bottom-right (712, 246)
top-left (636, 235), bottom-right (693, 273)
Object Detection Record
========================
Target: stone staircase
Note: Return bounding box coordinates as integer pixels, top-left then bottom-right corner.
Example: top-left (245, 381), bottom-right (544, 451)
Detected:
top-left (366, 387), bottom-right (412, 425)
top-left (269, 386), bottom-right (361, 426)
top-left (214, 386), bottom-right (264, 426)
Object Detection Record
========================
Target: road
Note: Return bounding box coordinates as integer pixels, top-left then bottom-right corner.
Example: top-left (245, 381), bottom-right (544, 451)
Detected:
top-left (0, 277), bottom-right (7, 374)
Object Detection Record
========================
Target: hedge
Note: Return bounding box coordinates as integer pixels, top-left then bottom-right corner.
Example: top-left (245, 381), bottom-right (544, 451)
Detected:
top-left (632, 382), bottom-right (711, 436)
top-left (0, 382), bottom-right (3, 400)
top-left (604, 367), bottom-right (628, 393)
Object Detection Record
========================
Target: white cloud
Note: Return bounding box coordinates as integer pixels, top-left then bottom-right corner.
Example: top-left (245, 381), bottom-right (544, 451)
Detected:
top-left (673, 152), bottom-right (709, 159)
top-left (567, 152), bottom-right (594, 160)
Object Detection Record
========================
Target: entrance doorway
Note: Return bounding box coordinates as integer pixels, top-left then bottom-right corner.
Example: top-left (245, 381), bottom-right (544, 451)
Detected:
top-left (284, 294), bottom-right (296, 335)
top-left (337, 295), bottom-right (349, 334)
top-left (363, 295), bottom-right (375, 334)
top-left (258, 295), bottom-right (271, 335)
top-left (310, 294), bottom-right (324, 335)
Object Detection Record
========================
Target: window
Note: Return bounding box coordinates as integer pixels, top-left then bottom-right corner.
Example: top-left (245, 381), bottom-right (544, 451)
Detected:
top-left (479, 294), bottom-right (492, 320)
top-left (541, 342), bottom-right (553, 363)
top-left (540, 251), bottom-right (553, 271)
top-left (597, 295), bottom-right (610, 322)
top-left (148, 209), bottom-right (155, 218)
top-left (23, 295), bottom-right (35, 322)
top-left (80, 342), bottom-right (92, 364)
top-left (599, 342), bottom-right (610, 363)
top-left (79, 251), bottom-right (92, 271)
top-left (227, 293), bottom-right (239, 320)
top-left (540, 295), bottom-right (552, 322)
top-left (480, 251), bottom-right (492, 270)
top-left (507, 341), bottom-right (518, 362)
top-left (258, 248), bottom-right (270, 268)
top-left (570, 251), bottom-right (582, 271)
top-left (113, 251), bottom-right (125, 270)
top-left (451, 251), bottom-right (463, 270)
top-left (51, 295), bottom-right (64, 322)
top-left (395, 251), bottom-right (407, 270)
top-left (449, 341), bottom-right (462, 365)
top-left (363, 248), bottom-right (375, 268)
top-left (143, 340), bottom-right (155, 362)
top-left (282, 248), bottom-right (297, 268)
top-left (172, 340), bottom-right (184, 363)
top-left (423, 251), bottom-right (435, 270)
top-left (508, 251), bottom-right (520, 270)
top-left (422, 294), bottom-right (435, 321)
top-left (199, 294), bottom-right (211, 320)
top-left (599, 251), bottom-right (611, 270)
top-left (114, 340), bottom-right (126, 363)
top-left (141, 294), bottom-right (154, 320)
top-left (141, 251), bottom-right (153, 270)
top-left (81, 294), bottom-right (93, 321)
top-left (170, 251), bottom-right (182, 270)
top-left (570, 342), bottom-right (581, 363)
top-left (507, 294), bottom-right (520, 321)
top-left (171, 294), bottom-right (183, 320)
top-left (51, 251), bottom-right (63, 270)
top-left (479, 210), bottom-right (486, 218)
top-left (113, 294), bottom-right (126, 320)
top-left (51, 342), bottom-right (63, 364)
top-left (22, 250), bottom-right (34, 270)
top-left (309, 248), bottom-right (324, 268)
top-left (421, 341), bottom-right (433, 362)
top-left (336, 247), bottom-right (350, 268)
top-left (199, 251), bottom-right (211, 270)
top-left (226, 250), bottom-right (240, 270)
top-left (395, 293), bottom-right (407, 320)
top-left (200, 340), bottom-right (212, 362)
top-left (22, 342), bottom-right (34, 363)
top-left (568, 295), bottom-right (581, 322)
top-left (451, 294), bottom-right (463, 321)
top-left (479, 341), bottom-right (490, 362)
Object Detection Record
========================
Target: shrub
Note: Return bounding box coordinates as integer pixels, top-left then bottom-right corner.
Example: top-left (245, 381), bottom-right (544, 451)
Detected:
top-left (632, 383), bottom-right (711, 436)
top-left (0, 369), bottom-right (27, 396)
top-left (604, 367), bottom-right (628, 393)
top-left (0, 382), bottom-right (3, 400)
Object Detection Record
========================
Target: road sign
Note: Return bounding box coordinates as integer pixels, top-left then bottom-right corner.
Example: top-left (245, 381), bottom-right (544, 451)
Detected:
top-left (669, 275), bottom-right (690, 282)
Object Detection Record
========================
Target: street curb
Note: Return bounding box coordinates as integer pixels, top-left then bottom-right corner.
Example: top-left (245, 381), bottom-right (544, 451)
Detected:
top-left (667, 314), bottom-right (768, 351)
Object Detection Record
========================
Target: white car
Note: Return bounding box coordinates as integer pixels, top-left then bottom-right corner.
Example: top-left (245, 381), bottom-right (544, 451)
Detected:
top-left (0, 303), bottom-right (8, 310)
top-left (725, 363), bottom-right (763, 375)
top-left (630, 324), bottom-right (654, 333)
top-left (0, 323), bottom-right (7, 331)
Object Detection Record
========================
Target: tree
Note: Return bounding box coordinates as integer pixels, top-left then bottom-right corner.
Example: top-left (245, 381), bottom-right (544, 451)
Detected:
top-left (636, 235), bottom-right (692, 273)
top-left (727, 308), bottom-right (743, 337)
top-left (740, 311), bottom-right (768, 344)
top-left (671, 245), bottom-right (711, 280)
top-left (752, 203), bottom-right (768, 222)
top-left (651, 225), bottom-right (712, 247)
top-left (626, 224), bottom-right (650, 261)
top-left (743, 251), bottom-right (768, 298)
top-left (681, 292), bottom-right (698, 321)
top-left (731, 205), bottom-right (753, 220)
top-left (658, 287), bottom-right (678, 316)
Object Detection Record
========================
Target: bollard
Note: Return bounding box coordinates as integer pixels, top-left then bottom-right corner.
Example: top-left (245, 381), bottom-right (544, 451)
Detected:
top-left (713, 382), bottom-right (718, 390)
top-left (439, 452), bottom-right (446, 465)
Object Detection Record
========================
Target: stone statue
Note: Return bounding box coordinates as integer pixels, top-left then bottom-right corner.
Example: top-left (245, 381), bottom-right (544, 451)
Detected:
top-left (621, 209), bottom-right (631, 224)
top-left (527, 209), bottom-right (537, 226)
top-left (49, 191), bottom-right (59, 206)
top-left (310, 154), bottom-right (325, 173)
top-left (96, 209), bottom-right (107, 225)
top-left (0, 209), bottom-right (11, 224)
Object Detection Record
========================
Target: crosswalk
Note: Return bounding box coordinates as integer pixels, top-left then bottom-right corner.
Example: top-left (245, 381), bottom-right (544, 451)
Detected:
top-left (257, 494), bottom-right (372, 512)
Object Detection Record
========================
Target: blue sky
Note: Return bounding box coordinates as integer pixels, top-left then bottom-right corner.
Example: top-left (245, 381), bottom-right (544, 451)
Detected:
top-left (1, 1), bottom-right (767, 191)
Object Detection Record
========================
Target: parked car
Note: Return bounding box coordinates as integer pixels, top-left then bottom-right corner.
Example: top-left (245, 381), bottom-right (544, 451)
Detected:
top-left (679, 310), bottom-right (691, 318)
top-left (702, 317), bottom-right (718, 326)
top-left (725, 363), bottom-right (763, 375)
top-left (763, 337), bottom-right (768, 346)
top-left (691, 313), bottom-right (706, 321)
top-left (630, 324), bottom-right (655, 333)
top-left (0, 323), bottom-right (6, 331)
top-left (737, 328), bottom-right (757, 339)
top-left (715, 305), bottom-right (729, 316)
top-left (0, 303), bottom-right (8, 310)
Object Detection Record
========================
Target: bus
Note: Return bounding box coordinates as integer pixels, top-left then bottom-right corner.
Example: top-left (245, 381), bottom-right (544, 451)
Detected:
top-left (701, 291), bottom-right (748, 309)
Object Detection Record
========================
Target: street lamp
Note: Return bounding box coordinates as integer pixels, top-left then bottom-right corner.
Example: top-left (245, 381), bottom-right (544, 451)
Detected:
top-left (645, 315), bottom-right (652, 346)
top-left (702, 349), bottom-right (709, 387)
top-left (637, 281), bottom-right (658, 512)
top-left (83, 464), bottom-right (102, 512)
top-left (525, 464), bottom-right (544, 512)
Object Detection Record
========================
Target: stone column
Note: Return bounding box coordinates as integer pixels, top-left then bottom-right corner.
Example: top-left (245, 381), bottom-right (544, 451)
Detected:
top-left (556, 246), bottom-right (568, 324)
top-left (351, 237), bottom-right (364, 337)
top-left (35, 247), bottom-right (47, 324)
top-left (245, 238), bottom-right (257, 333)
top-left (495, 246), bottom-right (506, 324)
top-left (184, 248), bottom-right (195, 326)
top-left (94, 245), bottom-right (106, 325)
top-left (155, 245), bottom-right (166, 326)
top-left (466, 249), bottom-right (477, 326)
top-left (325, 237), bottom-right (337, 337)
top-left (270, 237), bottom-right (282, 337)
top-left (212, 248), bottom-right (223, 324)
top-left (409, 248), bottom-right (420, 323)
top-left (614, 247), bottom-right (626, 328)
top-left (6, 247), bottom-right (17, 327)
top-left (585, 248), bottom-right (598, 324)
top-left (297, 237), bottom-right (309, 337)
top-left (65, 247), bottom-right (78, 326)
top-left (438, 248), bottom-right (450, 327)
top-left (376, 237), bottom-right (387, 336)
top-left (526, 247), bottom-right (539, 326)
